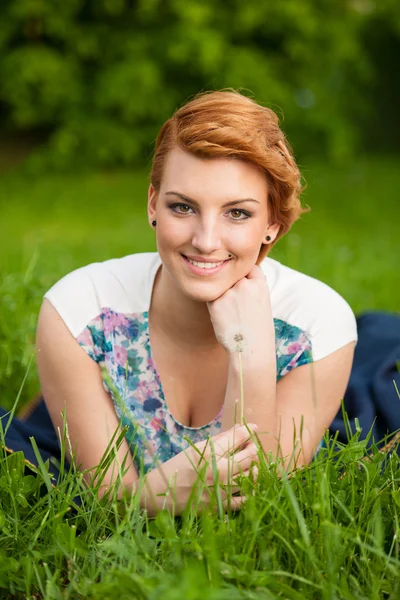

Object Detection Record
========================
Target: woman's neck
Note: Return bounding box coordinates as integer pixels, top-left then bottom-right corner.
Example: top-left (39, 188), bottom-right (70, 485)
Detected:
top-left (149, 265), bottom-right (221, 350)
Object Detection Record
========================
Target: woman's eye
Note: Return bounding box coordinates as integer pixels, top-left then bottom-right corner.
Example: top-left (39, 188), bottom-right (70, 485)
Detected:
top-left (169, 203), bottom-right (251, 220)
top-left (231, 209), bottom-right (249, 220)
top-left (172, 203), bottom-right (191, 214)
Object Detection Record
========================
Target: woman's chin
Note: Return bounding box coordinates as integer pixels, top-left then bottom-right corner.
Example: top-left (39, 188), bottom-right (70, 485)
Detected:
top-left (181, 284), bottom-right (227, 303)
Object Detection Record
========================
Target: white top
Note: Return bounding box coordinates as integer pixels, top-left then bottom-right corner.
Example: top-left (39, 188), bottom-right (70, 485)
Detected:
top-left (44, 251), bottom-right (357, 361)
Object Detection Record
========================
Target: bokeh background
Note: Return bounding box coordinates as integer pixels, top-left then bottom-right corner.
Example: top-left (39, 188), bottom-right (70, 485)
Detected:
top-left (0, 0), bottom-right (399, 409)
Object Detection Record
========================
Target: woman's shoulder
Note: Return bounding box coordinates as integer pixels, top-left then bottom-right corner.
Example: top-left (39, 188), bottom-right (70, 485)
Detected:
top-left (43, 252), bottom-right (160, 338)
top-left (260, 256), bottom-right (358, 361)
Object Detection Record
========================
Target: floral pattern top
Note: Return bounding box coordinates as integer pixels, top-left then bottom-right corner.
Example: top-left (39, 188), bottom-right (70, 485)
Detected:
top-left (44, 252), bottom-right (358, 475)
top-left (76, 308), bottom-right (313, 474)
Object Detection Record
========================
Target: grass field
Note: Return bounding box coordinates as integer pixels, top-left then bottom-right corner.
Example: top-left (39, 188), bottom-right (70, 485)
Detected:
top-left (0, 156), bottom-right (399, 598)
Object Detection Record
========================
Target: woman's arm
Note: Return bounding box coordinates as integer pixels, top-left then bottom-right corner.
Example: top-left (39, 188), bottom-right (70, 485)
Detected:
top-left (36, 299), bottom-right (140, 500)
top-left (221, 341), bottom-right (356, 468)
top-left (207, 264), bottom-right (356, 469)
top-left (220, 333), bottom-right (277, 453)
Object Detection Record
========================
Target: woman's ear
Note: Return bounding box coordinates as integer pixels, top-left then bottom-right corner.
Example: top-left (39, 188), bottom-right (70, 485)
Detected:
top-left (265, 222), bottom-right (281, 245)
top-left (147, 183), bottom-right (157, 222)
top-left (256, 222), bottom-right (281, 265)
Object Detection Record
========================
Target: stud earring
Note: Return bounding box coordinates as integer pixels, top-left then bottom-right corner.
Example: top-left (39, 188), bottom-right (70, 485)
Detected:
top-left (266, 235), bottom-right (271, 241)
top-left (152, 220), bottom-right (156, 227)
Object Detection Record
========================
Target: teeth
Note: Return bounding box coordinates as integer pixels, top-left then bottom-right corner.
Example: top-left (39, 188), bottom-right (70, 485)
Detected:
top-left (187, 258), bottom-right (225, 269)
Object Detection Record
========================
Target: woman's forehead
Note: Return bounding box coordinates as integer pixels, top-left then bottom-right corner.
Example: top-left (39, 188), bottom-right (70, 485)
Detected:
top-left (161, 147), bottom-right (268, 199)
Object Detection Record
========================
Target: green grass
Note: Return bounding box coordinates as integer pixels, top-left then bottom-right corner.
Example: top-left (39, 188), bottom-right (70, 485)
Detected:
top-left (0, 156), bottom-right (399, 598)
top-left (1, 409), bottom-right (400, 599)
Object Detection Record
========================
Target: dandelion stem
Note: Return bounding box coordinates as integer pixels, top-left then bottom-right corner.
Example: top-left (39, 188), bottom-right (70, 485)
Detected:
top-left (238, 350), bottom-right (244, 425)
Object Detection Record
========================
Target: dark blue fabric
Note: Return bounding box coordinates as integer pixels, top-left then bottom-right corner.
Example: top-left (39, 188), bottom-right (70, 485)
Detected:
top-left (0, 398), bottom-right (68, 475)
top-left (1, 310), bottom-right (399, 495)
top-left (329, 311), bottom-right (400, 450)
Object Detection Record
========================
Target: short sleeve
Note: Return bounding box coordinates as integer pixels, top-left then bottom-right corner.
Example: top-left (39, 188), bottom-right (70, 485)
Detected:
top-left (275, 320), bottom-right (313, 380)
top-left (43, 265), bottom-right (104, 363)
top-left (263, 256), bottom-right (358, 370)
top-left (75, 317), bottom-right (106, 363)
top-left (310, 292), bottom-right (358, 361)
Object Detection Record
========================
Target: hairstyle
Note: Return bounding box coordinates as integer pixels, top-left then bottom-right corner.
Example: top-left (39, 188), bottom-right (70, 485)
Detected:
top-left (150, 89), bottom-right (310, 262)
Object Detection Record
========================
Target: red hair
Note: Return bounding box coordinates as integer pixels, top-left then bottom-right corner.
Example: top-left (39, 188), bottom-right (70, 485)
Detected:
top-left (150, 89), bottom-right (310, 262)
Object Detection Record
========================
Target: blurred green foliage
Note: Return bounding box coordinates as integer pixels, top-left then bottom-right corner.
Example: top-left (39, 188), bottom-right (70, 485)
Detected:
top-left (0, 0), bottom-right (399, 170)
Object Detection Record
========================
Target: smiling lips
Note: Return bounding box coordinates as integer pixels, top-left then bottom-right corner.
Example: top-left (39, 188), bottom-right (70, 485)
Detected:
top-left (182, 254), bottom-right (231, 275)
top-left (184, 254), bottom-right (231, 263)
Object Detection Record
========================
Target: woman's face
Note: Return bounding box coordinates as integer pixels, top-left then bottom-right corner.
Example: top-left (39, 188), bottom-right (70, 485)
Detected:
top-left (148, 146), bottom-right (279, 302)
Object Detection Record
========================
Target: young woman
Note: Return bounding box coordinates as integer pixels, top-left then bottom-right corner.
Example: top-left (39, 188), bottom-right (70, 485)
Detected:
top-left (6, 90), bottom-right (359, 515)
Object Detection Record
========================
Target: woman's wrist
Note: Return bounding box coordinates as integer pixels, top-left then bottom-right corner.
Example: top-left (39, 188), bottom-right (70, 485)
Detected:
top-left (227, 344), bottom-right (274, 371)
top-left (128, 467), bottom-right (166, 516)
top-left (222, 343), bottom-right (277, 442)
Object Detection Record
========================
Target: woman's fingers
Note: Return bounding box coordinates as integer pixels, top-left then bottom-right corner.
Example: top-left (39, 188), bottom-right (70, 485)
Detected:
top-left (222, 495), bottom-right (247, 512)
top-left (212, 443), bottom-right (258, 483)
top-left (205, 487), bottom-right (247, 513)
top-left (233, 464), bottom-right (259, 484)
top-left (230, 442), bottom-right (259, 475)
top-left (212, 424), bottom-right (258, 457)
top-left (204, 440), bottom-right (259, 486)
top-left (195, 424), bottom-right (258, 463)
top-left (200, 494), bottom-right (246, 514)
top-left (198, 461), bottom-right (259, 514)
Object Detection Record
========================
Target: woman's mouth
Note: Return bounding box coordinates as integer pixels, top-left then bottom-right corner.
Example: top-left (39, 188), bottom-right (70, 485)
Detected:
top-left (181, 254), bottom-right (231, 276)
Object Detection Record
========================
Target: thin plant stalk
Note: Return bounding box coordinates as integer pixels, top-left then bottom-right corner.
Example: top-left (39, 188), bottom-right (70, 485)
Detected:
top-left (238, 349), bottom-right (244, 425)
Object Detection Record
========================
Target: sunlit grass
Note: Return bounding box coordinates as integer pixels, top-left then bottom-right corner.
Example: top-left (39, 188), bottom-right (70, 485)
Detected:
top-left (1, 381), bottom-right (400, 598)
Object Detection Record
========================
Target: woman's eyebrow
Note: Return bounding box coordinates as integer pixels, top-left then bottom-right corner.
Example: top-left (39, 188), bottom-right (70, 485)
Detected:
top-left (165, 191), bottom-right (260, 208)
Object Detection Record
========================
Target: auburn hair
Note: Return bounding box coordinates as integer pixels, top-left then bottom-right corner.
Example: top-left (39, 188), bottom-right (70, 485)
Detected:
top-left (150, 89), bottom-right (310, 263)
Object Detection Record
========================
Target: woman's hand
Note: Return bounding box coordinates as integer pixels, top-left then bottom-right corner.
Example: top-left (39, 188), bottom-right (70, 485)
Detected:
top-left (135, 424), bottom-right (259, 516)
top-left (206, 265), bottom-right (273, 356)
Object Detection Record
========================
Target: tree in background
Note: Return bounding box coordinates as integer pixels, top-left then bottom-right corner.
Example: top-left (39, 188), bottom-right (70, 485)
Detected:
top-left (0, 0), bottom-right (398, 169)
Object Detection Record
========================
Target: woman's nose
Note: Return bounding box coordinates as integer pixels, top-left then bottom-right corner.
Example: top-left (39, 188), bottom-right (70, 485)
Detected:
top-left (191, 224), bottom-right (223, 254)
